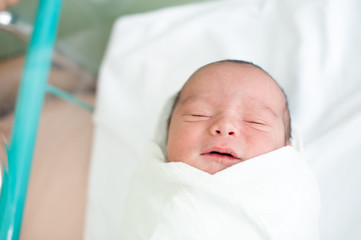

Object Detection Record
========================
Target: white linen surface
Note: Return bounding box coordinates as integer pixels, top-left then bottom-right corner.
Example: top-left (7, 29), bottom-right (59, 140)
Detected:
top-left (120, 144), bottom-right (320, 240)
top-left (84, 0), bottom-right (361, 239)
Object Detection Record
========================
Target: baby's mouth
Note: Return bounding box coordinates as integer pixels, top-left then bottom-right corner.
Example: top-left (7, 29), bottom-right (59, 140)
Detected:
top-left (209, 151), bottom-right (235, 158)
top-left (201, 150), bottom-right (241, 161)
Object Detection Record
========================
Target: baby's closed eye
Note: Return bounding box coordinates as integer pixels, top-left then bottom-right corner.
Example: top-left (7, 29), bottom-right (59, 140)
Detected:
top-left (244, 119), bottom-right (271, 130)
top-left (182, 114), bottom-right (211, 122)
top-left (246, 120), bottom-right (266, 125)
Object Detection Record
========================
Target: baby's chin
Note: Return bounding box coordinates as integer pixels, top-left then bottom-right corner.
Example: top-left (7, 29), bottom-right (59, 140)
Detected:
top-left (168, 155), bottom-right (243, 175)
top-left (195, 160), bottom-right (241, 175)
top-left (204, 167), bottom-right (227, 175)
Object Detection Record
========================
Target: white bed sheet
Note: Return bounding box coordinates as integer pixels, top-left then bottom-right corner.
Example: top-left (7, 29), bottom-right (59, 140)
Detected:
top-left (84, 0), bottom-right (361, 239)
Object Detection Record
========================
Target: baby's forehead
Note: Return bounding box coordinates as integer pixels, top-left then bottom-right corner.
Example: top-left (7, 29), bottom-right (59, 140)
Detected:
top-left (184, 63), bottom-right (284, 99)
top-left (192, 61), bottom-right (270, 79)
top-left (178, 91), bottom-right (279, 115)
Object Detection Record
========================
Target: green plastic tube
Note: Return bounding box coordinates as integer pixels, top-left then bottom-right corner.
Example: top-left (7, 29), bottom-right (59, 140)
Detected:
top-left (46, 84), bottom-right (94, 112)
top-left (0, 0), bottom-right (63, 239)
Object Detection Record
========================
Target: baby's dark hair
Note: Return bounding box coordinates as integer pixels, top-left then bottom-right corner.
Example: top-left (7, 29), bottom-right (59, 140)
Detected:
top-left (167, 59), bottom-right (292, 142)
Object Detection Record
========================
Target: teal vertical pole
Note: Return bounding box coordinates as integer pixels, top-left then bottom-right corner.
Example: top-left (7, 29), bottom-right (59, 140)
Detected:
top-left (0, 0), bottom-right (63, 239)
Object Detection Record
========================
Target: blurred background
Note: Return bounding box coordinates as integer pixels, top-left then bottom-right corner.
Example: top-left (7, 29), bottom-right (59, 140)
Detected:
top-left (0, 0), bottom-right (212, 116)
top-left (0, 0), bottom-right (211, 239)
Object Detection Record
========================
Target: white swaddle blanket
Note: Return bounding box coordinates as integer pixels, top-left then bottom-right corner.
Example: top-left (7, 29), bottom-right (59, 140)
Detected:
top-left (120, 143), bottom-right (320, 240)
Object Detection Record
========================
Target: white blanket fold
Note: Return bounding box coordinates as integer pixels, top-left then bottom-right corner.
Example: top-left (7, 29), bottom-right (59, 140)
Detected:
top-left (120, 144), bottom-right (320, 240)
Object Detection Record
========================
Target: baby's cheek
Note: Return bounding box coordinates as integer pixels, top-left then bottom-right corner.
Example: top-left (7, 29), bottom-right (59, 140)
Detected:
top-left (169, 127), bottom-right (200, 163)
top-left (167, 136), bottom-right (180, 162)
top-left (245, 134), bottom-right (279, 158)
top-left (167, 134), bottom-right (188, 163)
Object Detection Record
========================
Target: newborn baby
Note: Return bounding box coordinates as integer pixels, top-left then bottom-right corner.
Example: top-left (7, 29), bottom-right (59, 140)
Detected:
top-left (120, 60), bottom-right (320, 240)
top-left (167, 59), bottom-right (291, 174)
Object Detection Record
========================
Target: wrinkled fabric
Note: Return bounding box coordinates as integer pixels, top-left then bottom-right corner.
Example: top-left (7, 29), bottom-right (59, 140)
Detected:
top-left (120, 144), bottom-right (320, 240)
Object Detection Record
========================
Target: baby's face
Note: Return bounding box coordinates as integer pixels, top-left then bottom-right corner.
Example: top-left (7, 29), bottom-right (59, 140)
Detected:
top-left (167, 62), bottom-right (290, 174)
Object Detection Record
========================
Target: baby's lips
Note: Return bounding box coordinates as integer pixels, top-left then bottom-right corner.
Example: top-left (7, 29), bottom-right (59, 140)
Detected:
top-left (201, 146), bottom-right (240, 160)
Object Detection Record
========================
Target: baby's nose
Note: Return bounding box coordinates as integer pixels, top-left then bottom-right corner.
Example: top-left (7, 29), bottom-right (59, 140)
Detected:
top-left (209, 117), bottom-right (238, 137)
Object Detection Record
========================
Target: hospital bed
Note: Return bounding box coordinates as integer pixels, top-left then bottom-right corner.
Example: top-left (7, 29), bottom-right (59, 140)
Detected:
top-left (85, 0), bottom-right (361, 239)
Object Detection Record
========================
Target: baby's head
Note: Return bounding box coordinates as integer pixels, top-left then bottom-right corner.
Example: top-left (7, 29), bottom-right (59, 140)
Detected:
top-left (167, 60), bottom-right (291, 174)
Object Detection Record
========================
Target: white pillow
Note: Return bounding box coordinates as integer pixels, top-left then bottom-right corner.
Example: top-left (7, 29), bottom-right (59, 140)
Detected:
top-left (85, 0), bottom-right (361, 239)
